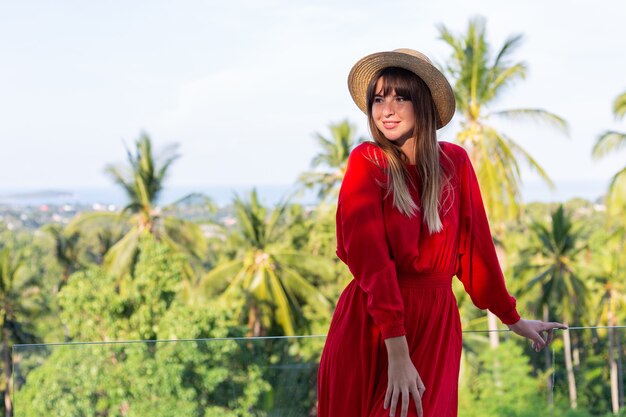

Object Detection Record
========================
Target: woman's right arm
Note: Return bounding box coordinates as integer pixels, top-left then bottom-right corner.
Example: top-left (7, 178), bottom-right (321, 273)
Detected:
top-left (337, 143), bottom-right (405, 339)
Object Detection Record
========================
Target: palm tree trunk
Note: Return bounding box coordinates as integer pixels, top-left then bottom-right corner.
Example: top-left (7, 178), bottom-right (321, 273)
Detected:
top-left (543, 304), bottom-right (553, 406)
top-left (2, 326), bottom-right (13, 417)
top-left (617, 327), bottom-right (625, 408)
top-left (247, 304), bottom-right (262, 337)
top-left (609, 321), bottom-right (619, 414)
top-left (563, 325), bottom-right (577, 409)
top-left (487, 238), bottom-right (507, 349)
top-left (608, 298), bottom-right (620, 414)
top-left (487, 311), bottom-right (501, 389)
top-left (487, 311), bottom-right (500, 348)
top-left (573, 333), bottom-right (581, 367)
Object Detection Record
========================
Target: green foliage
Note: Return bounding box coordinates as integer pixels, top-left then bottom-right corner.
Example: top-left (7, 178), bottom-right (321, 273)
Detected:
top-left (519, 205), bottom-right (589, 323)
top-left (15, 237), bottom-right (271, 416)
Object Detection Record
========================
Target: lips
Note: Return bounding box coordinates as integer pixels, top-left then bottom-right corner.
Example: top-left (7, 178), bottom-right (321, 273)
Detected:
top-left (382, 121), bottom-right (400, 129)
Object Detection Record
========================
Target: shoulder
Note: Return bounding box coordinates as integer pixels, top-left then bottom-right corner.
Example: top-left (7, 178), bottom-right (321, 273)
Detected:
top-left (340, 142), bottom-right (387, 197)
top-left (439, 141), bottom-right (469, 162)
top-left (348, 141), bottom-right (388, 170)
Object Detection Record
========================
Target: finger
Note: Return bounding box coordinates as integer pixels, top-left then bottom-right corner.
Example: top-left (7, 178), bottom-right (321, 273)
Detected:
top-left (401, 387), bottom-right (409, 417)
top-left (545, 328), bottom-right (554, 346)
top-left (410, 383), bottom-right (423, 417)
top-left (384, 382), bottom-right (392, 410)
top-left (414, 389), bottom-right (424, 417)
top-left (390, 386), bottom-right (399, 417)
top-left (549, 321), bottom-right (568, 330)
top-left (532, 333), bottom-right (545, 351)
top-left (417, 376), bottom-right (426, 397)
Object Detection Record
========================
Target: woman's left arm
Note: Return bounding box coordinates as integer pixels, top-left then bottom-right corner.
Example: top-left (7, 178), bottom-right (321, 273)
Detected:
top-left (454, 146), bottom-right (567, 349)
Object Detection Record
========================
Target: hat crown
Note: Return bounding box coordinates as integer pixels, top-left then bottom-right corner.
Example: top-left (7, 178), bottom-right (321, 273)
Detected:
top-left (392, 48), bottom-right (433, 65)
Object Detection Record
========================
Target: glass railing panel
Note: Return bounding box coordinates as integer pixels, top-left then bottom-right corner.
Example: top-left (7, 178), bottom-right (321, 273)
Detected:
top-left (551, 326), bottom-right (626, 416)
top-left (12, 336), bottom-right (325, 417)
top-left (11, 327), bottom-right (625, 416)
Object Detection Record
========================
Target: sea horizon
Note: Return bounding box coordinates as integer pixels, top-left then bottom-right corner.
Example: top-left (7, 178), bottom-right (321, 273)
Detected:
top-left (0, 178), bottom-right (609, 208)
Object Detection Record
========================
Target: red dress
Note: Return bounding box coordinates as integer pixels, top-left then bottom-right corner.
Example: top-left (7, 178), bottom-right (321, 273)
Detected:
top-left (317, 141), bottom-right (520, 417)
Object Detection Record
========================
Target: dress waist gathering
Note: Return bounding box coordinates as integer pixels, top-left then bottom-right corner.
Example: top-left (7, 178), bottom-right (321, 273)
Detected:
top-left (396, 271), bottom-right (453, 289)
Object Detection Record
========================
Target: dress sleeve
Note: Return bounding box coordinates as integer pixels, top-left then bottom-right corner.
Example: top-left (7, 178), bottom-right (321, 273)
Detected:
top-left (455, 148), bottom-right (521, 325)
top-left (336, 144), bottom-right (406, 339)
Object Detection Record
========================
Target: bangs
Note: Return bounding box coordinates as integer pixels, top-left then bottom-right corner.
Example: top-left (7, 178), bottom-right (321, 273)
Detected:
top-left (372, 67), bottom-right (416, 99)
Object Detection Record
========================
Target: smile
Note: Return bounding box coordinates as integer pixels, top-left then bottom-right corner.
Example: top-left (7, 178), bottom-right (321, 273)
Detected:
top-left (382, 121), bottom-right (400, 129)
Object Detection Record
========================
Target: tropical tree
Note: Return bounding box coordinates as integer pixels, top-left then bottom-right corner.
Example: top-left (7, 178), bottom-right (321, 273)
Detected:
top-left (438, 16), bottom-right (568, 223)
top-left (299, 119), bottom-right (364, 200)
top-left (593, 266), bottom-right (626, 414)
top-left (0, 248), bottom-right (42, 417)
top-left (517, 205), bottom-right (588, 409)
top-left (437, 15), bottom-right (569, 346)
top-left (67, 132), bottom-right (208, 277)
top-left (199, 189), bottom-right (332, 336)
top-left (593, 90), bottom-right (626, 220)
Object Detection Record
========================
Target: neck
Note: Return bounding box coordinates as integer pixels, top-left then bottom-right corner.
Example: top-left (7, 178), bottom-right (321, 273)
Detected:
top-left (396, 137), bottom-right (416, 164)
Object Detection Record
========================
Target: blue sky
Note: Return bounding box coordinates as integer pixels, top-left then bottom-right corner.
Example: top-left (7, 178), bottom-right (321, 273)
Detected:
top-left (1, 0), bottom-right (624, 199)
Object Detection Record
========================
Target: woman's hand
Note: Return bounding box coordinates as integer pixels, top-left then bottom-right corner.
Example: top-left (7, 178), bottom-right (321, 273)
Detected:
top-left (384, 336), bottom-right (425, 417)
top-left (507, 318), bottom-right (568, 352)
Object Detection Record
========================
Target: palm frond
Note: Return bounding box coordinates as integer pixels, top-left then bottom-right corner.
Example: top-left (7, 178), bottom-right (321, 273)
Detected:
top-left (492, 33), bottom-right (524, 70)
top-left (504, 135), bottom-right (556, 189)
top-left (606, 165), bottom-right (626, 213)
top-left (266, 267), bottom-right (297, 336)
top-left (103, 227), bottom-right (141, 277)
top-left (199, 259), bottom-right (242, 294)
top-left (65, 211), bottom-right (128, 234)
top-left (613, 91), bottom-right (626, 119)
top-left (491, 108), bottom-right (569, 135)
top-left (592, 131), bottom-right (626, 159)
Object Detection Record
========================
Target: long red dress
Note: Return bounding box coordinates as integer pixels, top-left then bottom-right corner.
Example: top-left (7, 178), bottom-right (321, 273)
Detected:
top-left (317, 141), bottom-right (521, 417)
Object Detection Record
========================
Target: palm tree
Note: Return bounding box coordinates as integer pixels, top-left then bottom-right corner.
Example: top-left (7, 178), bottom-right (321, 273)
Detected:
top-left (68, 132), bottom-right (207, 277)
top-left (0, 248), bottom-right (42, 417)
top-left (438, 15), bottom-right (569, 347)
top-left (518, 205), bottom-right (588, 409)
top-left (593, 90), bottom-right (626, 220)
top-left (43, 225), bottom-right (83, 290)
top-left (299, 119), bottom-right (364, 200)
top-left (199, 189), bottom-right (331, 336)
top-left (591, 218), bottom-right (626, 413)
top-left (593, 92), bottom-right (626, 413)
top-left (438, 16), bottom-right (568, 223)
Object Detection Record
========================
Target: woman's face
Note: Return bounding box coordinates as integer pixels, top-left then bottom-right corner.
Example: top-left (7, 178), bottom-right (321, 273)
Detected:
top-left (371, 77), bottom-right (416, 143)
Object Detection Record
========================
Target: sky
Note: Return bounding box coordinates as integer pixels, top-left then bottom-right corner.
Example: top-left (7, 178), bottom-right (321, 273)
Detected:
top-left (1, 0), bottom-right (625, 201)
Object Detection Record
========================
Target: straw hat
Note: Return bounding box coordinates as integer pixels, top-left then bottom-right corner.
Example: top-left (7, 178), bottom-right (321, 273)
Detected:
top-left (347, 48), bottom-right (455, 129)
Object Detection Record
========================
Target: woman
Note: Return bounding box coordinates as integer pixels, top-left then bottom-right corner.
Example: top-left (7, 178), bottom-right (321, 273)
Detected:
top-left (317, 48), bottom-right (566, 417)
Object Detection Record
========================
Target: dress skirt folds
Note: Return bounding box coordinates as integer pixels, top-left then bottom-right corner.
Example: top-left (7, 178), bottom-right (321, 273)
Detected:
top-left (317, 142), bottom-right (520, 417)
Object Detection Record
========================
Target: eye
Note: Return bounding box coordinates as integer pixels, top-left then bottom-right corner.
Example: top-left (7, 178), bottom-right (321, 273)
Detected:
top-left (373, 96), bottom-right (384, 103)
top-left (395, 96), bottom-right (407, 102)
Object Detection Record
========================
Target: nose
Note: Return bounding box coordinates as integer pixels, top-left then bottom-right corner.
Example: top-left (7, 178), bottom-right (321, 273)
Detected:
top-left (382, 99), bottom-right (395, 117)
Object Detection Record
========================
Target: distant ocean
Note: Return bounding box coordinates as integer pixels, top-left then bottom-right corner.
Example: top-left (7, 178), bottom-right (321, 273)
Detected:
top-left (0, 185), bottom-right (315, 208)
top-left (0, 179), bottom-right (609, 208)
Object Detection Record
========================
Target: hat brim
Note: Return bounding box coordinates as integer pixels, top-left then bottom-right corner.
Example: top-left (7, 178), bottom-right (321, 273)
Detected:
top-left (347, 50), bottom-right (455, 129)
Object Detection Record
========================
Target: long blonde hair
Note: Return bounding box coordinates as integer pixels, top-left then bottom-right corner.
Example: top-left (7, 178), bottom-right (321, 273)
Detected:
top-left (366, 67), bottom-right (449, 234)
